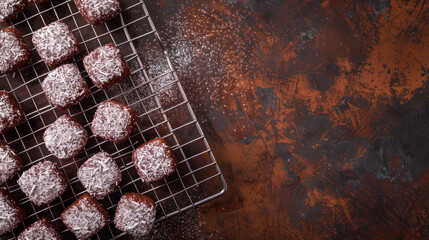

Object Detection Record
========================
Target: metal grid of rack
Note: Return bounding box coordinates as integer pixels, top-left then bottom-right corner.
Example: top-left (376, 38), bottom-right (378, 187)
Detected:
top-left (0, 0), bottom-right (227, 239)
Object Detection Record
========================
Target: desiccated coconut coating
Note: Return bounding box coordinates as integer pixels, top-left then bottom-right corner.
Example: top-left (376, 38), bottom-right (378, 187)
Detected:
top-left (77, 151), bottom-right (121, 200)
top-left (0, 187), bottom-right (25, 235)
top-left (43, 114), bottom-right (89, 160)
top-left (61, 193), bottom-right (109, 240)
top-left (114, 193), bottom-right (156, 237)
top-left (17, 161), bottom-right (67, 206)
top-left (18, 217), bottom-right (63, 240)
top-left (0, 27), bottom-right (30, 74)
top-left (42, 63), bottom-right (90, 110)
top-left (32, 21), bottom-right (79, 67)
top-left (0, 0), bottom-right (25, 22)
top-left (0, 141), bottom-right (22, 184)
top-left (74, 0), bottom-right (121, 25)
top-left (83, 43), bottom-right (130, 90)
top-left (132, 138), bottom-right (177, 183)
top-left (0, 90), bottom-right (24, 134)
top-left (91, 100), bottom-right (137, 143)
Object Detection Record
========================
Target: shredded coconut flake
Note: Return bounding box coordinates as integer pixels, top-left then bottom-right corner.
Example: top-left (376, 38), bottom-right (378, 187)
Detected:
top-left (32, 21), bottom-right (79, 67)
top-left (42, 63), bottom-right (89, 109)
top-left (77, 152), bottom-right (121, 200)
top-left (17, 161), bottom-right (67, 206)
top-left (132, 138), bottom-right (177, 183)
top-left (0, 142), bottom-right (21, 184)
top-left (43, 115), bottom-right (88, 159)
top-left (114, 193), bottom-right (156, 236)
top-left (0, 27), bottom-right (28, 74)
top-left (61, 194), bottom-right (108, 239)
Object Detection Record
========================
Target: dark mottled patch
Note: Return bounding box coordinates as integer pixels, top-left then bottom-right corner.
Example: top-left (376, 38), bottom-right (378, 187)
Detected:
top-left (307, 74), bottom-right (336, 91)
top-left (369, 0), bottom-right (391, 18)
top-left (274, 142), bottom-right (292, 161)
top-left (255, 87), bottom-right (277, 110)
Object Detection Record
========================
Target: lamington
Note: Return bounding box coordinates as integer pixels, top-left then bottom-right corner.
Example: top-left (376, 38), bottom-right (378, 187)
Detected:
top-left (17, 161), bottom-right (67, 206)
top-left (0, 187), bottom-right (25, 235)
top-left (0, 90), bottom-right (24, 134)
top-left (77, 151), bottom-right (121, 199)
top-left (0, 141), bottom-right (22, 184)
top-left (43, 115), bottom-right (88, 160)
top-left (41, 63), bottom-right (90, 110)
top-left (32, 21), bottom-right (79, 67)
top-left (0, 0), bottom-right (25, 22)
top-left (132, 138), bottom-right (177, 183)
top-left (114, 193), bottom-right (156, 237)
top-left (0, 27), bottom-right (29, 74)
top-left (61, 193), bottom-right (109, 239)
top-left (83, 43), bottom-right (130, 90)
top-left (73, 0), bottom-right (121, 25)
top-left (91, 100), bottom-right (137, 143)
top-left (18, 217), bottom-right (63, 240)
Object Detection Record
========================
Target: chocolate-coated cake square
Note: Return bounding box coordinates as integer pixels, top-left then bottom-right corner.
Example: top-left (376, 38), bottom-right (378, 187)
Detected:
top-left (0, 0), bottom-right (25, 22)
top-left (114, 193), bottom-right (156, 237)
top-left (0, 27), bottom-right (29, 74)
top-left (0, 141), bottom-right (22, 184)
top-left (0, 90), bottom-right (24, 134)
top-left (132, 138), bottom-right (177, 183)
top-left (77, 151), bottom-right (121, 200)
top-left (91, 100), bottom-right (137, 143)
top-left (61, 193), bottom-right (109, 239)
top-left (83, 43), bottom-right (130, 90)
top-left (32, 21), bottom-right (79, 67)
top-left (43, 114), bottom-right (88, 160)
top-left (42, 63), bottom-right (90, 110)
top-left (73, 0), bottom-right (121, 25)
top-left (0, 187), bottom-right (25, 235)
top-left (18, 217), bottom-right (63, 240)
top-left (18, 161), bottom-right (67, 206)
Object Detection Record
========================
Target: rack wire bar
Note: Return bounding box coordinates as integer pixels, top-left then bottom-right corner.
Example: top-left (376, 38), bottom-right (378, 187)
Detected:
top-left (0, 0), bottom-right (227, 239)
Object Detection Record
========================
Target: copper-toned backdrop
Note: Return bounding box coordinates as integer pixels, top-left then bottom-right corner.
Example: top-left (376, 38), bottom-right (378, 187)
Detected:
top-left (142, 0), bottom-right (428, 239)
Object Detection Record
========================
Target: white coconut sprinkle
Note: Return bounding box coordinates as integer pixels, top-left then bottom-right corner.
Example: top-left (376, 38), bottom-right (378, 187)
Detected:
top-left (17, 161), bottom-right (67, 206)
top-left (83, 43), bottom-right (125, 89)
top-left (0, 0), bottom-right (24, 22)
top-left (0, 141), bottom-right (21, 184)
top-left (0, 188), bottom-right (22, 235)
top-left (132, 138), bottom-right (176, 183)
top-left (0, 91), bottom-right (23, 134)
top-left (18, 218), bottom-right (62, 240)
top-left (32, 21), bottom-right (79, 67)
top-left (77, 152), bottom-right (121, 200)
top-left (41, 63), bottom-right (89, 109)
top-left (61, 194), bottom-right (108, 240)
top-left (43, 115), bottom-right (88, 159)
top-left (114, 193), bottom-right (156, 236)
top-left (91, 100), bottom-right (135, 143)
top-left (0, 27), bottom-right (28, 74)
top-left (74, 0), bottom-right (121, 24)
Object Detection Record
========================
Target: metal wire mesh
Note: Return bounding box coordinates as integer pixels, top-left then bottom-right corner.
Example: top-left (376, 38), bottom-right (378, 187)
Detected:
top-left (0, 0), bottom-right (227, 239)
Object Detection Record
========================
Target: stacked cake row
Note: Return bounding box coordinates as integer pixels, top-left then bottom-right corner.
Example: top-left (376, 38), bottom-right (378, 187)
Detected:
top-left (0, 0), bottom-right (179, 239)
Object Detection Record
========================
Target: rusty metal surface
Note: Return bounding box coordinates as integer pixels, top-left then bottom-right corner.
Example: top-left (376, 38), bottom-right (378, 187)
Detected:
top-left (142, 0), bottom-right (429, 239)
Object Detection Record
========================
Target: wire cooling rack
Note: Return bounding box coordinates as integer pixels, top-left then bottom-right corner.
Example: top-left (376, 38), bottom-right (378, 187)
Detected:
top-left (0, 0), bottom-right (227, 239)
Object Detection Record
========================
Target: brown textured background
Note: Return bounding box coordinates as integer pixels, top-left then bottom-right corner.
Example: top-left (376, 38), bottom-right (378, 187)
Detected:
top-left (141, 0), bottom-right (428, 239)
